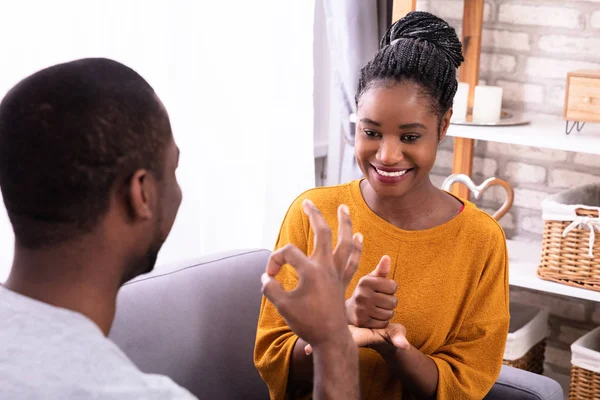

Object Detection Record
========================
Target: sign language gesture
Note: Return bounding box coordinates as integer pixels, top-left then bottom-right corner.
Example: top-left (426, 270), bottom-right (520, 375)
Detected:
top-left (346, 255), bottom-right (398, 328)
top-left (261, 199), bottom-right (363, 347)
top-left (261, 200), bottom-right (363, 400)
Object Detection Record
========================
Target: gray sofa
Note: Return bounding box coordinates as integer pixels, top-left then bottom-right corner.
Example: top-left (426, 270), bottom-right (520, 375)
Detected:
top-left (110, 249), bottom-right (564, 400)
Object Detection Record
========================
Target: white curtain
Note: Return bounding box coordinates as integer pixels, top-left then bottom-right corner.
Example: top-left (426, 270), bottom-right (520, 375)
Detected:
top-left (0, 0), bottom-right (315, 281)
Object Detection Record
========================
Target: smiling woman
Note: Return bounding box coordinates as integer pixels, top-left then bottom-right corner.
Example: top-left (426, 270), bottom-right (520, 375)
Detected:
top-left (255, 11), bottom-right (510, 400)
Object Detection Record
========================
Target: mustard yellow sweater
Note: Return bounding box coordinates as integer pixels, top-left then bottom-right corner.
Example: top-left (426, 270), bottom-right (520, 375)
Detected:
top-left (254, 180), bottom-right (509, 399)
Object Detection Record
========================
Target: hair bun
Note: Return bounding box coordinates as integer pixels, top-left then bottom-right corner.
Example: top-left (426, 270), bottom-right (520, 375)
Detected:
top-left (381, 11), bottom-right (464, 68)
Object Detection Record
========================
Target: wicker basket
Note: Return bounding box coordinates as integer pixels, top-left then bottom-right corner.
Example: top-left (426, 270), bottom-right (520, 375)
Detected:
top-left (538, 184), bottom-right (600, 292)
top-left (502, 303), bottom-right (549, 374)
top-left (569, 326), bottom-right (600, 399)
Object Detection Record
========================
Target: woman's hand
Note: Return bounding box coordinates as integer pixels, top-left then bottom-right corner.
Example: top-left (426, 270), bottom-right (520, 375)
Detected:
top-left (345, 255), bottom-right (398, 328)
top-left (305, 323), bottom-right (409, 355)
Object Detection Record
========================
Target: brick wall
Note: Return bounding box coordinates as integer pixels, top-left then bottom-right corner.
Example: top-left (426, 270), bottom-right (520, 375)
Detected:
top-left (420, 0), bottom-right (600, 391)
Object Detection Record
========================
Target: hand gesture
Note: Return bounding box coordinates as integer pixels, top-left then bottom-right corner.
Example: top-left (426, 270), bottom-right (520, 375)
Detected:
top-left (305, 323), bottom-right (409, 355)
top-left (261, 200), bottom-right (363, 348)
top-left (346, 255), bottom-right (398, 328)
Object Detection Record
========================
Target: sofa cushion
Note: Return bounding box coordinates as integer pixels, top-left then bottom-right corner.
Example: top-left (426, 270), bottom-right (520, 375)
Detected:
top-left (110, 249), bottom-right (270, 400)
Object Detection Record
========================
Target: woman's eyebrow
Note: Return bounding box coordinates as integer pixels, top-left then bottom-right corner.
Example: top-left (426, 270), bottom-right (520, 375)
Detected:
top-left (360, 118), bottom-right (381, 127)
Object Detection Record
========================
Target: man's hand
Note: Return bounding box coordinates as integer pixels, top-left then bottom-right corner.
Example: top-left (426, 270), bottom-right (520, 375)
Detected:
top-left (261, 200), bottom-right (363, 347)
top-left (345, 255), bottom-right (398, 328)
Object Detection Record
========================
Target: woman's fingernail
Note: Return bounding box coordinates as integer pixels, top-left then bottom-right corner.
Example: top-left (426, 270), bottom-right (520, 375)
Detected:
top-left (261, 273), bottom-right (270, 285)
top-left (303, 199), bottom-right (314, 213)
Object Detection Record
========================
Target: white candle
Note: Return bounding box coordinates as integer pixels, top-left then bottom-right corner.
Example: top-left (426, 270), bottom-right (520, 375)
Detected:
top-left (472, 85), bottom-right (503, 123)
top-left (451, 82), bottom-right (469, 123)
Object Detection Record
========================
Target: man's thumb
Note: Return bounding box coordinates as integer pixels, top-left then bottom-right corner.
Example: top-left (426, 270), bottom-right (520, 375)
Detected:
top-left (370, 255), bottom-right (391, 278)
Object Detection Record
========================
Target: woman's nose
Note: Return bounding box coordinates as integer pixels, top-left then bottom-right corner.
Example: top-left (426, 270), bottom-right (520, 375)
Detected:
top-left (376, 139), bottom-right (404, 166)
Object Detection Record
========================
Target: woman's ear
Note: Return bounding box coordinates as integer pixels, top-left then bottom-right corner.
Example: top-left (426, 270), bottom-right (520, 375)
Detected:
top-left (127, 169), bottom-right (155, 221)
top-left (439, 108), bottom-right (452, 143)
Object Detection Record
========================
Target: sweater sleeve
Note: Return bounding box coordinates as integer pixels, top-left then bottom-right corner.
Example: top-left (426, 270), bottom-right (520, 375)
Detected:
top-left (429, 225), bottom-right (510, 400)
top-left (254, 196), bottom-right (309, 400)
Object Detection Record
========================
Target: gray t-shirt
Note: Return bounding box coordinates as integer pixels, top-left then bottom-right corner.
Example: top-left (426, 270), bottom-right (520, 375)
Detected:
top-left (0, 285), bottom-right (197, 400)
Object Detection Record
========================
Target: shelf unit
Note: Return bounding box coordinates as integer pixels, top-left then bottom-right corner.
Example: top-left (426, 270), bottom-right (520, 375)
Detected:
top-left (447, 117), bottom-right (600, 155)
top-left (507, 240), bottom-right (600, 303)
top-left (448, 117), bottom-right (600, 302)
top-left (392, 1), bottom-right (600, 303)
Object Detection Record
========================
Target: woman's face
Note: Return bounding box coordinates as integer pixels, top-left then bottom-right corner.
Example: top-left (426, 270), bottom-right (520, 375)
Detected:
top-left (355, 80), bottom-right (451, 199)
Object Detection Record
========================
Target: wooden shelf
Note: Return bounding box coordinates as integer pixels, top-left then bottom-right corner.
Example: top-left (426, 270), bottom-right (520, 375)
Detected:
top-left (507, 239), bottom-right (600, 302)
top-left (447, 116), bottom-right (600, 155)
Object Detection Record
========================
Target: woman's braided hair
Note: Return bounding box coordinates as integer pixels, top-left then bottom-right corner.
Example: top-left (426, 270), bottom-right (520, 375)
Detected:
top-left (356, 11), bottom-right (464, 120)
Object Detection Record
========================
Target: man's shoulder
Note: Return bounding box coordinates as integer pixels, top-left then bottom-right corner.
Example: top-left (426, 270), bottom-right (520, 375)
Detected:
top-left (0, 289), bottom-right (197, 399)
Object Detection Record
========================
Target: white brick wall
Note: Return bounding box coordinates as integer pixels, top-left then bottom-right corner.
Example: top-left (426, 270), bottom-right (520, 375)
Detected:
top-left (525, 57), bottom-right (600, 79)
top-left (480, 53), bottom-right (517, 73)
top-left (431, 173), bottom-right (448, 188)
top-left (548, 85), bottom-right (566, 109)
top-left (482, 29), bottom-right (530, 51)
top-left (558, 325), bottom-right (591, 345)
top-left (549, 169), bottom-right (600, 188)
top-left (510, 289), bottom-right (587, 321)
top-left (513, 188), bottom-right (550, 209)
top-left (474, 156), bottom-right (498, 177)
top-left (521, 215), bottom-right (544, 235)
top-left (574, 152), bottom-right (600, 168)
top-left (545, 347), bottom-right (572, 369)
top-left (427, 1), bottom-right (492, 22)
top-left (538, 35), bottom-right (600, 56)
top-left (435, 149), bottom-right (454, 170)
top-left (486, 142), bottom-right (569, 162)
top-left (498, 3), bottom-right (581, 29)
top-left (480, 184), bottom-right (514, 205)
top-left (505, 161), bottom-right (546, 183)
top-left (497, 80), bottom-right (544, 104)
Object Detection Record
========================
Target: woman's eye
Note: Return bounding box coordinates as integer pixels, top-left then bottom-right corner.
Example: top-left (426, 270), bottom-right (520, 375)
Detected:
top-left (402, 134), bottom-right (420, 142)
top-left (364, 129), bottom-right (380, 138)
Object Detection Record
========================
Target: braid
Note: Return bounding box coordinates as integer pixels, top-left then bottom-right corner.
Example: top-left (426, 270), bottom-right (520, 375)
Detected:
top-left (356, 11), bottom-right (464, 118)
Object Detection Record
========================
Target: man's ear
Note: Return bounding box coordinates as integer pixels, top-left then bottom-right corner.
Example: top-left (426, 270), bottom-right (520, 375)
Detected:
top-left (127, 169), bottom-right (155, 221)
top-left (439, 108), bottom-right (452, 142)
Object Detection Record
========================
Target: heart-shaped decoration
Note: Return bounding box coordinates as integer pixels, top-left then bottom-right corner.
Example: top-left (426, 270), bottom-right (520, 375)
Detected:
top-left (441, 174), bottom-right (514, 221)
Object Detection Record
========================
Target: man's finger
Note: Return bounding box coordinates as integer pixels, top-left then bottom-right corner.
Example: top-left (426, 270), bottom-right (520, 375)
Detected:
top-left (303, 199), bottom-right (333, 258)
top-left (266, 244), bottom-right (312, 277)
top-left (342, 233), bottom-right (363, 286)
top-left (261, 273), bottom-right (289, 311)
top-left (369, 255), bottom-right (391, 278)
top-left (333, 204), bottom-right (353, 269)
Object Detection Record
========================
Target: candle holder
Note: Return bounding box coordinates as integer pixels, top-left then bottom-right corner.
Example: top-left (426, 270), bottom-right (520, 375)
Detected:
top-left (450, 109), bottom-right (530, 127)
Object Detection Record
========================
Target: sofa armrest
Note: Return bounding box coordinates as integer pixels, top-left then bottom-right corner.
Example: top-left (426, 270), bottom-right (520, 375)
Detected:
top-left (484, 365), bottom-right (564, 400)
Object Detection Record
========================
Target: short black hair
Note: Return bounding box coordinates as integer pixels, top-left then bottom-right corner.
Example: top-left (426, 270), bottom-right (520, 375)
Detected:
top-left (356, 11), bottom-right (464, 120)
top-left (0, 58), bottom-right (171, 248)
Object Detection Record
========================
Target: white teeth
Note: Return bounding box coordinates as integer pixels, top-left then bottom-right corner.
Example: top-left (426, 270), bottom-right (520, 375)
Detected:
top-left (375, 168), bottom-right (408, 177)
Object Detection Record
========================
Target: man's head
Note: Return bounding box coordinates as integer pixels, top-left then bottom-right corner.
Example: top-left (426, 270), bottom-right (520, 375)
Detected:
top-left (0, 58), bottom-right (182, 282)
